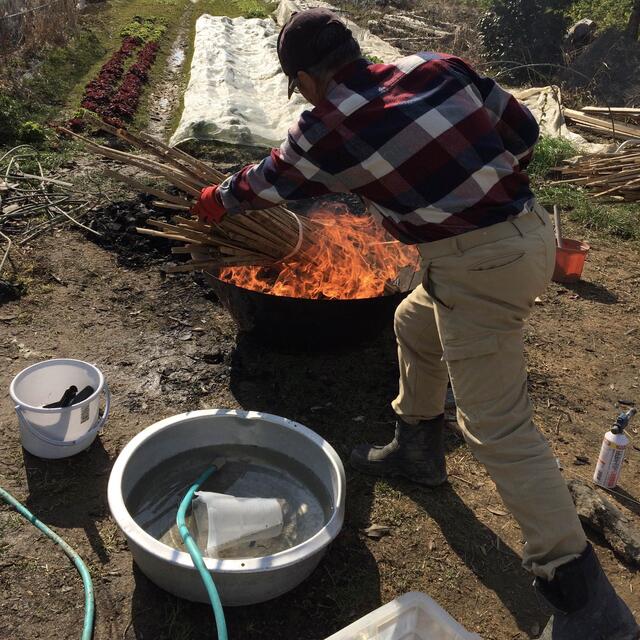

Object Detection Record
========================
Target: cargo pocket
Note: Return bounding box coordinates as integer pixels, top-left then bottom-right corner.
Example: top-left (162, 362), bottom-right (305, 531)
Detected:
top-left (442, 334), bottom-right (503, 409)
top-left (468, 252), bottom-right (525, 272)
top-left (423, 266), bottom-right (454, 310)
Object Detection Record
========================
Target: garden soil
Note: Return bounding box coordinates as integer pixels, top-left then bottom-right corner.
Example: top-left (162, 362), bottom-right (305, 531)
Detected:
top-left (2, 1), bottom-right (640, 639)
top-left (0, 203), bottom-right (639, 640)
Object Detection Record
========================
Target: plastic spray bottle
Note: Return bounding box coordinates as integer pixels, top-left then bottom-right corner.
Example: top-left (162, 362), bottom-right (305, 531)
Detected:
top-left (593, 408), bottom-right (637, 489)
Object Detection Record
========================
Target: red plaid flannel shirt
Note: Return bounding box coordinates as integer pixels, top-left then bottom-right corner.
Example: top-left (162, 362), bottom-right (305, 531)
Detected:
top-left (217, 52), bottom-right (540, 244)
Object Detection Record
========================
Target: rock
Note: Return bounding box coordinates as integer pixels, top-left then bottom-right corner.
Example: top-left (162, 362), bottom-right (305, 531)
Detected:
top-left (202, 350), bottom-right (224, 364)
top-left (362, 524), bottom-right (392, 539)
top-left (568, 479), bottom-right (640, 567)
top-left (566, 19), bottom-right (597, 47)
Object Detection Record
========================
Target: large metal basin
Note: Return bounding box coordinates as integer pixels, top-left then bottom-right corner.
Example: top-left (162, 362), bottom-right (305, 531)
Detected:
top-left (107, 409), bottom-right (345, 605)
top-left (204, 271), bottom-right (406, 348)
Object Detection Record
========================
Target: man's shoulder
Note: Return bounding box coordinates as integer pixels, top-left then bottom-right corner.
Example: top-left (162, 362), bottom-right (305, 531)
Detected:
top-left (391, 51), bottom-right (460, 66)
top-left (287, 52), bottom-right (474, 148)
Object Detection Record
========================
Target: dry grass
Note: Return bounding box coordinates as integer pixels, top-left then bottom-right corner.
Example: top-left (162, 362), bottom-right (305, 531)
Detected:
top-left (332, 0), bottom-right (485, 67)
top-left (0, 0), bottom-right (78, 56)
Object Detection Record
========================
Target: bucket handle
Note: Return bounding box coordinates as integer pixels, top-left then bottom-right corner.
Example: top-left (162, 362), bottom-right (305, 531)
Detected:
top-left (15, 382), bottom-right (111, 448)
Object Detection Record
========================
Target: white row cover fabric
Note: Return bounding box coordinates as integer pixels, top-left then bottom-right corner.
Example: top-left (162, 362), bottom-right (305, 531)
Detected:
top-left (170, 15), bottom-right (307, 148)
top-left (169, 2), bottom-right (401, 149)
top-left (513, 86), bottom-right (613, 154)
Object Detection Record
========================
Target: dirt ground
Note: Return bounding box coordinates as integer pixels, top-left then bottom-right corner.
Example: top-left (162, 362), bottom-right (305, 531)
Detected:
top-left (1, 205), bottom-right (639, 640)
top-left (2, 1), bottom-right (640, 639)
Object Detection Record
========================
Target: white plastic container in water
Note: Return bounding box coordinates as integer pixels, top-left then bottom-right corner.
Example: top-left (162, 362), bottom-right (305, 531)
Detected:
top-left (192, 491), bottom-right (285, 555)
top-left (325, 592), bottom-right (481, 640)
top-left (10, 359), bottom-right (110, 459)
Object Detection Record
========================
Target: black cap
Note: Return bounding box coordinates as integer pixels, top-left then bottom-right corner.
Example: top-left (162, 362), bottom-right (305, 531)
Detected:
top-left (277, 8), bottom-right (353, 98)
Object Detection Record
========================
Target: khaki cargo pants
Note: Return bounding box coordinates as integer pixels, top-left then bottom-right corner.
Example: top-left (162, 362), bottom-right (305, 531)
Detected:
top-left (392, 203), bottom-right (587, 580)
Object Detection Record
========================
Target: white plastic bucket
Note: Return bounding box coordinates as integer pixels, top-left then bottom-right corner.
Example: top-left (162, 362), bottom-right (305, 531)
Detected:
top-left (192, 491), bottom-right (284, 555)
top-left (10, 359), bottom-right (110, 459)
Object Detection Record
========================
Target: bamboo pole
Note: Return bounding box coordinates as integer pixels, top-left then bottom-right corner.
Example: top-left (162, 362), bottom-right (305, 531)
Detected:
top-left (553, 148), bottom-right (640, 202)
top-left (84, 114), bottom-right (209, 187)
top-left (564, 109), bottom-right (640, 139)
top-left (102, 169), bottom-right (193, 207)
top-left (61, 122), bottom-right (325, 270)
top-left (59, 127), bottom-right (203, 195)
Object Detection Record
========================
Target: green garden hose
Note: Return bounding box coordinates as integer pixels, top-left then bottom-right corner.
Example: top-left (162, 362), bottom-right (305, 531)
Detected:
top-left (176, 464), bottom-right (228, 640)
top-left (0, 486), bottom-right (94, 640)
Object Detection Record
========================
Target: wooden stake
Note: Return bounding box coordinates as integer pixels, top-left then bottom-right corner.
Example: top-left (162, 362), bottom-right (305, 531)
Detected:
top-left (553, 206), bottom-right (563, 248)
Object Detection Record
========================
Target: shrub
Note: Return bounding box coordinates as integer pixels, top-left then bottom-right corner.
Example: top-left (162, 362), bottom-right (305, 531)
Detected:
top-left (0, 101), bottom-right (48, 145)
top-left (568, 0), bottom-right (634, 31)
top-left (479, 0), bottom-right (570, 82)
top-left (243, 8), bottom-right (270, 18)
top-left (0, 0), bottom-right (78, 57)
top-left (18, 121), bottom-right (47, 144)
top-left (0, 94), bottom-right (24, 145)
top-left (120, 17), bottom-right (167, 43)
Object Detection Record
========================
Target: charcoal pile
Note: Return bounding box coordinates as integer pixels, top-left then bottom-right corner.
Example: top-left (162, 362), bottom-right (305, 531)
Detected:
top-left (89, 199), bottom-right (172, 267)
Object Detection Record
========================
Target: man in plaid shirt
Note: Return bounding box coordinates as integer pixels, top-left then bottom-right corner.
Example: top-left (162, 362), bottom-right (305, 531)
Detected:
top-left (193, 9), bottom-right (638, 639)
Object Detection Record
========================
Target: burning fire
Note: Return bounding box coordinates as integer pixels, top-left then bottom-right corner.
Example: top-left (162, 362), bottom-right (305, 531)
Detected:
top-left (218, 208), bottom-right (420, 300)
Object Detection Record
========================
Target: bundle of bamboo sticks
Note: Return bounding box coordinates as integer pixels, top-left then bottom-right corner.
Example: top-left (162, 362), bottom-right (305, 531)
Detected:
top-left (564, 108), bottom-right (640, 141)
top-left (580, 107), bottom-right (640, 121)
top-left (552, 149), bottom-right (640, 202)
top-left (59, 117), bottom-right (321, 272)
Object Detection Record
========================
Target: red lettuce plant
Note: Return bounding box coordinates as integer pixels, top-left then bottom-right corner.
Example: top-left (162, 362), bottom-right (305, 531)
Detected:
top-left (80, 36), bottom-right (141, 112)
top-left (103, 42), bottom-right (159, 121)
top-left (72, 37), bottom-right (159, 129)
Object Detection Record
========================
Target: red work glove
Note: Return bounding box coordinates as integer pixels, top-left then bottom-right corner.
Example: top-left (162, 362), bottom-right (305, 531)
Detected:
top-left (192, 185), bottom-right (227, 224)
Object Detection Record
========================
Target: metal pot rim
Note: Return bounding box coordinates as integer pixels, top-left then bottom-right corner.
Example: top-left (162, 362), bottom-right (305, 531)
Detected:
top-left (107, 409), bottom-right (346, 574)
top-left (206, 271), bottom-right (402, 304)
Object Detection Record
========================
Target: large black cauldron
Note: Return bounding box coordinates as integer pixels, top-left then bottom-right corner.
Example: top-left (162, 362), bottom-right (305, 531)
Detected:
top-left (204, 272), bottom-right (405, 348)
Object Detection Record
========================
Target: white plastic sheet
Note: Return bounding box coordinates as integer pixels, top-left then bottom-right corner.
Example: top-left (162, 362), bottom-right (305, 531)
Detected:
top-left (170, 15), bottom-right (306, 148)
top-left (170, 3), bottom-right (401, 149)
top-left (513, 86), bottom-right (613, 154)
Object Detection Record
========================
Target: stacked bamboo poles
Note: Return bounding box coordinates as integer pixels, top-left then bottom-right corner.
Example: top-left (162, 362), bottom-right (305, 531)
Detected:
top-left (564, 109), bottom-right (640, 141)
top-left (552, 149), bottom-right (640, 202)
top-left (581, 107), bottom-right (640, 121)
top-left (59, 118), bottom-right (321, 272)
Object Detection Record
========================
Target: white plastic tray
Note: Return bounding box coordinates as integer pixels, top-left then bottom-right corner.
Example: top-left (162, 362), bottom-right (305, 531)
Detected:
top-left (325, 592), bottom-right (482, 640)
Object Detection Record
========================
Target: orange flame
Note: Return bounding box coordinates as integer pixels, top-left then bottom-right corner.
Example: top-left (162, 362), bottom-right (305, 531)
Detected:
top-left (219, 207), bottom-right (420, 300)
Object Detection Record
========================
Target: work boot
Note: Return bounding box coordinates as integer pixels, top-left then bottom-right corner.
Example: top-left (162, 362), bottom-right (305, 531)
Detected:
top-left (349, 415), bottom-right (447, 486)
top-left (535, 543), bottom-right (639, 639)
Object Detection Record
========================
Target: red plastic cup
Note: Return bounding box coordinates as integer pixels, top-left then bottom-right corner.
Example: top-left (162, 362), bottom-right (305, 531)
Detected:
top-left (553, 238), bottom-right (590, 283)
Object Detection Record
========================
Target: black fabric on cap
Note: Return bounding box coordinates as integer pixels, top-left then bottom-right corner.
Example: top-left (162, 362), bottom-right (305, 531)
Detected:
top-left (277, 8), bottom-right (353, 82)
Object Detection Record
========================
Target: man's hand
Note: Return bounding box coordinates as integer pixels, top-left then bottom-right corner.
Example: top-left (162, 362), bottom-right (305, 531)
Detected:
top-left (192, 185), bottom-right (227, 224)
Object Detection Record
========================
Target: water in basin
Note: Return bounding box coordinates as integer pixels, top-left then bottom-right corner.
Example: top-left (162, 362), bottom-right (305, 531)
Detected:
top-left (127, 444), bottom-right (333, 559)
